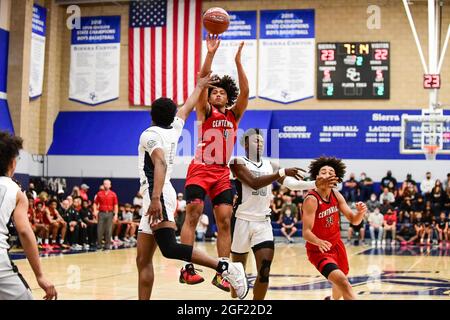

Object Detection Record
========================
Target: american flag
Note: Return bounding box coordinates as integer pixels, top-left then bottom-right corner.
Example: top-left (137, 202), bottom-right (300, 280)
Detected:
top-left (129, 0), bottom-right (202, 106)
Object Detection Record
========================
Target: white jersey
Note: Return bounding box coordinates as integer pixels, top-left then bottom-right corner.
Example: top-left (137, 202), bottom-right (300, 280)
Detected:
top-left (233, 157), bottom-right (273, 222)
top-left (138, 117), bottom-right (184, 194)
top-left (0, 177), bottom-right (20, 250)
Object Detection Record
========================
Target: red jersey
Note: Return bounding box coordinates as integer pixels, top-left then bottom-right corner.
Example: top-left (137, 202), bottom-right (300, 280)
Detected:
top-left (94, 190), bottom-right (118, 212)
top-left (27, 208), bottom-right (34, 224)
top-left (35, 209), bottom-right (46, 224)
top-left (43, 207), bottom-right (58, 225)
top-left (193, 107), bottom-right (237, 165)
top-left (305, 189), bottom-right (341, 251)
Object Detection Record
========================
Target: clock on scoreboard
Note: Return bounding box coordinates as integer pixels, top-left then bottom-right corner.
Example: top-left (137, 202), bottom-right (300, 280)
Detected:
top-left (317, 42), bottom-right (390, 99)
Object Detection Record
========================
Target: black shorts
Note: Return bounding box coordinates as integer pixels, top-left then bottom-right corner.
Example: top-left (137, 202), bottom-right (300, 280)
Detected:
top-left (350, 221), bottom-right (364, 231)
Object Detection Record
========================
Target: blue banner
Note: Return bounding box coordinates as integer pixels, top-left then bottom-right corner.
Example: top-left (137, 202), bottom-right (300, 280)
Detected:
top-left (203, 11), bottom-right (257, 40)
top-left (71, 16), bottom-right (121, 45)
top-left (0, 29), bottom-right (9, 93)
top-left (260, 9), bottom-right (315, 39)
top-left (32, 4), bottom-right (46, 37)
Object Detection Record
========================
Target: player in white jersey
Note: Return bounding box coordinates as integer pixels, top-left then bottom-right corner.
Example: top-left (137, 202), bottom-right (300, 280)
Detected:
top-left (0, 131), bottom-right (57, 300)
top-left (136, 73), bottom-right (248, 300)
top-left (229, 128), bottom-right (337, 300)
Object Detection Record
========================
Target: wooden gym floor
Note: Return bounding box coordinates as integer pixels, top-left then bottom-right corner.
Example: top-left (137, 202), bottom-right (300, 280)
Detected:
top-left (10, 241), bottom-right (450, 300)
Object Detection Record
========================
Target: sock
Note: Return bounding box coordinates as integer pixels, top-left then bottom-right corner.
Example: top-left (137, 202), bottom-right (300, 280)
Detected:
top-left (216, 261), bottom-right (229, 274)
top-left (60, 239), bottom-right (64, 244)
top-left (114, 236), bottom-right (119, 240)
top-left (44, 239), bottom-right (49, 244)
top-left (37, 237), bottom-right (42, 244)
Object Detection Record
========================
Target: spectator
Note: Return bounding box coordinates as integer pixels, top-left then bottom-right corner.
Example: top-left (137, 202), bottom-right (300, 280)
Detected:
top-left (368, 208), bottom-right (384, 246)
top-left (430, 181), bottom-right (444, 215)
top-left (112, 204), bottom-right (125, 246)
top-left (70, 186), bottom-right (81, 199)
top-left (60, 199), bottom-right (82, 250)
top-left (270, 196), bottom-right (283, 223)
top-left (412, 212), bottom-right (425, 245)
top-left (380, 170), bottom-right (397, 191)
top-left (383, 208), bottom-right (397, 246)
top-left (133, 191), bottom-right (143, 207)
top-left (380, 199), bottom-right (393, 215)
top-left (421, 209), bottom-right (433, 245)
top-left (358, 172), bottom-right (373, 202)
top-left (443, 188), bottom-right (450, 214)
top-left (44, 199), bottom-right (68, 249)
top-left (402, 181), bottom-right (418, 200)
top-left (195, 213), bottom-right (209, 242)
top-left (398, 197), bottom-right (413, 223)
top-left (420, 171), bottom-right (435, 200)
top-left (28, 198), bottom-right (49, 249)
top-left (435, 212), bottom-right (448, 246)
top-left (379, 187), bottom-right (395, 205)
top-left (80, 184), bottom-right (90, 201)
top-left (445, 173), bottom-right (450, 191)
top-left (121, 203), bottom-right (137, 246)
top-left (400, 173), bottom-right (418, 197)
top-left (93, 179), bottom-right (118, 250)
top-left (366, 193), bottom-right (380, 213)
top-left (412, 195), bottom-right (425, 212)
top-left (66, 195), bottom-right (73, 208)
top-left (73, 197), bottom-right (89, 250)
top-left (396, 221), bottom-right (416, 245)
top-left (280, 209), bottom-right (297, 243)
top-left (175, 193), bottom-right (187, 237)
top-left (348, 220), bottom-right (365, 245)
top-left (344, 173), bottom-right (359, 203)
top-left (28, 182), bottom-right (38, 199)
top-left (80, 199), bottom-right (97, 248)
top-left (387, 181), bottom-right (399, 205)
top-left (280, 195), bottom-right (298, 221)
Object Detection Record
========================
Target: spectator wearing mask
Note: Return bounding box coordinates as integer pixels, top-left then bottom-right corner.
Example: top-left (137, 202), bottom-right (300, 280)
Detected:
top-left (344, 173), bottom-right (359, 204)
top-left (280, 209), bottom-right (297, 243)
top-left (400, 174), bottom-right (418, 197)
top-left (413, 195), bottom-right (425, 212)
top-left (80, 184), bottom-right (89, 201)
top-left (421, 208), bottom-right (434, 245)
top-left (399, 197), bottom-right (413, 223)
top-left (380, 170), bottom-right (397, 192)
top-left (420, 172), bottom-right (435, 201)
top-left (383, 208), bottom-right (397, 246)
top-left (368, 208), bottom-right (384, 246)
top-left (435, 212), bottom-right (448, 246)
top-left (281, 195), bottom-right (299, 221)
top-left (366, 193), bottom-right (380, 213)
top-left (413, 212), bottom-right (425, 245)
top-left (358, 172), bottom-right (373, 202)
top-left (379, 187), bottom-right (395, 205)
top-left (431, 180), bottom-right (444, 215)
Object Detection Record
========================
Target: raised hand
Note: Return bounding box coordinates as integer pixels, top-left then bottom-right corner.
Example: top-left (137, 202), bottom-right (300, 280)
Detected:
top-left (355, 202), bottom-right (367, 215)
top-left (315, 175), bottom-right (340, 189)
top-left (284, 167), bottom-right (306, 180)
top-left (235, 41), bottom-right (244, 64)
top-left (196, 71), bottom-right (219, 90)
top-left (206, 34), bottom-right (220, 54)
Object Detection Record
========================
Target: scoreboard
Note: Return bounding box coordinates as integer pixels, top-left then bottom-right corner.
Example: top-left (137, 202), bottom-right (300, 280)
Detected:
top-left (317, 42), bottom-right (390, 99)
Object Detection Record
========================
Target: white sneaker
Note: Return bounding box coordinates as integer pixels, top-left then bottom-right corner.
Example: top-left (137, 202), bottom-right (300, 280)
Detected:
top-left (381, 240), bottom-right (386, 246)
top-left (222, 262), bottom-right (249, 300)
top-left (371, 240), bottom-right (376, 246)
top-left (83, 244), bottom-right (90, 250)
top-left (376, 241), bottom-right (381, 247)
top-left (391, 240), bottom-right (395, 246)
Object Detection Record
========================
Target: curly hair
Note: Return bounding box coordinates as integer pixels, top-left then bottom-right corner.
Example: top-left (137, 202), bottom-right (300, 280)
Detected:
top-left (308, 156), bottom-right (346, 183)
top-left (208, 74), bottom-right (239, 107)
top-left (0, 131), bottom-right (23, 176)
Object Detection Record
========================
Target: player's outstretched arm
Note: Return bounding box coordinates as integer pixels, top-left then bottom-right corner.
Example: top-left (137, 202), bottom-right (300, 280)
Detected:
top-left (147, 148), bottom-right (167, 227)
top-left (231, 41), bottom-right (249, 122)
top-left (302, 196), bottom-right (332, 253)
top-left (197, 34), bottom-right (220, 121)
top-left (335, 190), bottom-right (367, 225)
top-left (230, 158), bottom-right (302, 190)
top-left (176, 72), bottom-right (217, 121)
top-left (13, 191), bottom-right (57, 300)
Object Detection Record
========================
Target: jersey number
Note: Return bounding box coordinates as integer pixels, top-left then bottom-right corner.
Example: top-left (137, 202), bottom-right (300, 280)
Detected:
top-left (0, 185), bottom-right (6, 209)
top-left (325, 216), bottom-right (334, 228)
top-left (251, 171), bottom-right (267, 196)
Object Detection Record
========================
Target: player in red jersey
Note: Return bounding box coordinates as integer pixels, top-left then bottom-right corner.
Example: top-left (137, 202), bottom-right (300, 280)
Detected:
top-left (180, 35), bottom-right (249, 291)
top-left (302, 156), bottom-right (367, 300)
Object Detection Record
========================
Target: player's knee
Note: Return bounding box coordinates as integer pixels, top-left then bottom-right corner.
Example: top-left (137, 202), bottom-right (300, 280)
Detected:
top-left (154, 228), bottom-right (193, 261)
top-left (136, 252), bottom-right (152, 270)
top-left (216, 217), bottom-right (231, 232)
top-left (258, 259), bottom-right (272, 283)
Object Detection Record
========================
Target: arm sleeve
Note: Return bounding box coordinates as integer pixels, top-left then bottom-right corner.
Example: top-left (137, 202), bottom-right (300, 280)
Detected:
top-left (282, 177), bottom-right (316, 191)
top-left (140, 130), bottom-right (164, 156)
top-left (172, 117), bottom-right (185, 137)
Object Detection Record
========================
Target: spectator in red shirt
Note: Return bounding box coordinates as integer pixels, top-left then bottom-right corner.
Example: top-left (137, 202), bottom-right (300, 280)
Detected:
top-left (383, 208), bottom-right (397, 246)
top-left (80, 184), bottom-right (89, 201)
top-left (93, 179), bottom-right (118, 250)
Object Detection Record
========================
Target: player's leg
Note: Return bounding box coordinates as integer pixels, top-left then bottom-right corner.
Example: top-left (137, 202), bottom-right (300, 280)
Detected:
top-left (230, 218), bottom-right (250, 298)
top-left (0, 251), bottom-right (33, 300)
top-left (136, 232), bottom-right (158, 300)
top-left (348, 227), bottom-right (353, 242)
top-left (327, 268), bottom-right (355, 300)
top-left (180, 184), bottom-right (207, 284)
top-left (252, 244), bottom-right (274, 300)
top-left (288, 226), bottom-right (297, 239)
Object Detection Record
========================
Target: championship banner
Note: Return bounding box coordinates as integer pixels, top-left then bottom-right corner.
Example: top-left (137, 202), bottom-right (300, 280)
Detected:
top-left (29, 4), bottom-right (46, 99)
top-left (258, 9), bottom-right (315, 104)
top-left (202, 11), bottom-right (257, 99)
top-left (69, 16), bottom-right (121, 105)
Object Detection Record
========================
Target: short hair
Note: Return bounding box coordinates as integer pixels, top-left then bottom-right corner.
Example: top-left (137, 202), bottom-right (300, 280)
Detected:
top-left (151, 97), bottom-right (177, 127)
top-left (239, 128), bottom-right (262, 147)
top-left (308, 156), bottom-right (346, 183)
top-left (0, 131), bottom-right (23, 176)
top-left (208, 74), bottom-right (238, 107)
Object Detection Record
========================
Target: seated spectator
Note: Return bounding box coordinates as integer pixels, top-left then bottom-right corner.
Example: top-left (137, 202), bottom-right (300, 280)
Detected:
top-left (383, 208), bottom-right (397, 246)
top-left (400, 173), bottom-right (418, 198)
top-left (80, 184), bottom-right (90, 201)
top-left (368, 208), bottom-right (384, 246)
top-left (73, 197), bottom-right (89, 250)
top-left (270, 196), bottom-right (283, 223)
top-left (112, 204), bottom-right (125, 246)
top-left (380, 199), bottom-right (393, 215)
top-left (195, 213), bottom-right (209, 242)
top-left (344, 173), bottom-right (359, 204)
top-left (281, 195), bottom-right (299, 221)
top-left (366, 193), bottom-right (380, 213)
top-left (133, 191), bottom-right (143, 207)
top-left (60, 199), bottom-right (83, 250)
top-left (445, 173), bottom-right (450, 191)
top-left (399, 197), bottom-right (413, 223)
top-left (435, 212), bottom-right (448, 246)
top-left (421, 208), bottom-right (434, 245)
top-left (379, 187), bottom-right (395, 205)
top-left (28, 198), bottom-right (49, 249)
top-left (358, 172), bottom-right (373, 202)
top-left (387, 181), bottom-right (400, 206)
top-left (420, 172), bottom-right (435, 201)
top-left (28, 182), bottom-right (38, 199)
top-left (430, 181), bottom-right (444, 215)
top-left (280, 209), bottom-right (297, 243)
top-left (80, 199), bottom-right (97, 248)
top-left (122, 203), bottom-right (137, 246)
top-left (412, 195), bottom-right (425, 212)
top-left (44, 199), bottom-right (68, 249)
top-left (413, 212), bottom-right (425, 245)
top-left (444, 188), bottom-right (450, 214)
top-left (348, 220), bottom-right (365, 245)
top-left (380, 170), bottom-right (397, 192)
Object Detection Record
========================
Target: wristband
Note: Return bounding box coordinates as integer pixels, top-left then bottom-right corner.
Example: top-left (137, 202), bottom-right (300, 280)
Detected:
top-left (278, 168), bottom-right (286, 177)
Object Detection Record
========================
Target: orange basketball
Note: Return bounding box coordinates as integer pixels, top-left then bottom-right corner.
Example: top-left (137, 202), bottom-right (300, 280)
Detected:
top-left (203, 7), bottom-right (230, 35)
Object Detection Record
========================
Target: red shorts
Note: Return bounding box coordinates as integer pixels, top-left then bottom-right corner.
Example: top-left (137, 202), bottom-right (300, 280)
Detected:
top-left (185, 163), bottom-right (231, 201)
top-left (306, 239), bottom-right (349, 276)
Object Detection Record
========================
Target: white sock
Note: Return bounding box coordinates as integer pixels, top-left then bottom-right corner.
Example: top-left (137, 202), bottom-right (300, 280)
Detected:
top-left (44, 239), bottom-right (49, 244)
top-left (114, 236), bottom-right (119, 240)
top-left (37, 237), bottom-right (42, 244)
top-left (60, 239), bottom-right (64, 244)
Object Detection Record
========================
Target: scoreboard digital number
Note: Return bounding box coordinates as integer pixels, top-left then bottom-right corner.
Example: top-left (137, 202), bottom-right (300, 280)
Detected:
top-left (317, 42), bottom-right (390, 99)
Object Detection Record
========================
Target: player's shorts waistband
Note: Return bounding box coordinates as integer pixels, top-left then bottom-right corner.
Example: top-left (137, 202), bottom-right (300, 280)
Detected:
top-left (235, 213), bottom-right (271, 222)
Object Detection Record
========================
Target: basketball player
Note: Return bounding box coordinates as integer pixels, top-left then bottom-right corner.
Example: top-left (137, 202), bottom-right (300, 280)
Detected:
top-left (0, 131), bottom-right (57, 300)
top-left (302, 156), bottom-right (367, 300)
top-left (180, 35), bottom-right (249, 291)
top-left (136, 73), bottom-right (248, 300)
top-left (229, 129), bottom-right (338, 299)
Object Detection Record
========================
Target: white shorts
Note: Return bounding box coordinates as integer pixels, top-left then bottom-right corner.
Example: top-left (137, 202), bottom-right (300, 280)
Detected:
top-left (231, 218), bottom-right (274, 254)
top-left (138, 184), bottom-right (177, 235)
top-left (0, 250), bottom-right (33, 300)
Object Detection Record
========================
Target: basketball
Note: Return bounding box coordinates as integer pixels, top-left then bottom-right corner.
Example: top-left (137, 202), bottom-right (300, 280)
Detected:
top-left (203, 7), bottom-right (230, 35)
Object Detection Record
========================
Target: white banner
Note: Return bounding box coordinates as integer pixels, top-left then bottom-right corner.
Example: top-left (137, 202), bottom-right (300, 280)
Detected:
top-left (258, 10), bottom-right (315, 104)
top-left (202, 11), bottom-right (257, 99)
top-left (69, 16), bottom-right (120, 105)
top-left (29, 4), bottom-right (46, 99)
